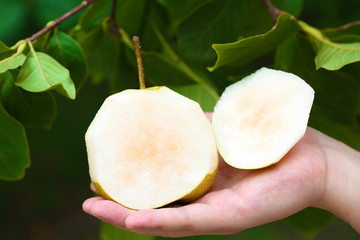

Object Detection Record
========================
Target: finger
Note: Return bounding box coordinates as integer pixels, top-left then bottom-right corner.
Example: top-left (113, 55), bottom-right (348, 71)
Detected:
top-left (90, 182), bottom-right (98, 193)
top-left (124, 203), bottom-right (236, 237)
top-left (82, 197), bottom-right (104, 218)
top-left (204, 112), bottom-right (212, 121)
top-left (83, 197), bottom-right (135, 229)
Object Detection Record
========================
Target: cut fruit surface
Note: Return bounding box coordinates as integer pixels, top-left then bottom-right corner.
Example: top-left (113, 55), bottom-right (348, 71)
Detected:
top-left (212, 67), bottom-right (314, 169)
top-left (85, 87), bottom-right (218, 210)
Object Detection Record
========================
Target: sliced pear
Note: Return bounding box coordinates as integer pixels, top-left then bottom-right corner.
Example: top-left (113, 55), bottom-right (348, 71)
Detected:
top-left (212, 67), bottom-right (314, 169)
top-left (85, 86), bottom-right (218, 210)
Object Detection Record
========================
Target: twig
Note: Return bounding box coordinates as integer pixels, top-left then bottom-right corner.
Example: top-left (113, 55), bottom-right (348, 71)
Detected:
top-left (27, 0), bottom-right (99, 42)
top-left (109, 0), bottom-right (120, 35)
top-left (331, 20), bottom-right (360, 31)
top-left (262, 0), bottom-right (282, 22)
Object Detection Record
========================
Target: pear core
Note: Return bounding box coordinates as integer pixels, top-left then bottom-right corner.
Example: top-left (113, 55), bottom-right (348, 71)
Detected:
top-left (85, 87), bottom-right (218, 210)
top-left (212, 67), bottom-right (314, 169)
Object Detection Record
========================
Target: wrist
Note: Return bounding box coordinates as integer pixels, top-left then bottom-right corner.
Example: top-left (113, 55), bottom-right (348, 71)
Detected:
top-left (314, 131), bottom-right (360, 232)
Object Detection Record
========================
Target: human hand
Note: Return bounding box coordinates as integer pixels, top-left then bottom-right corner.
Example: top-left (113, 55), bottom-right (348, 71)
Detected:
top-left (83, 113), bottom-right (356, 237)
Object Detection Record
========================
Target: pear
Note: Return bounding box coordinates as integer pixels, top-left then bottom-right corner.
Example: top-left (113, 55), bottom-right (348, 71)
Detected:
top-left (212, 67), bottom-right (314, 169)
top-left (85, 37), bottom-right (218, 210)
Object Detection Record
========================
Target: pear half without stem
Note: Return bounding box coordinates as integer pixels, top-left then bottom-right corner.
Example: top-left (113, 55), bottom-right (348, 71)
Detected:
top-left (212, 67), bottom-right (314, 169)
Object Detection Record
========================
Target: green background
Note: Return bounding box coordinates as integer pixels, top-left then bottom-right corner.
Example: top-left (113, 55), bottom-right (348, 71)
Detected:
top-left (0, 0), bottom-right (360, 239)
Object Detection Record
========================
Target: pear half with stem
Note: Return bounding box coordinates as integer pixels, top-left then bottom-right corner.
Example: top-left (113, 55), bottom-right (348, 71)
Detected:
top-left (85, 37), bottom-right (218, 210)
top-left (212, 67), bottom-right (314, 169)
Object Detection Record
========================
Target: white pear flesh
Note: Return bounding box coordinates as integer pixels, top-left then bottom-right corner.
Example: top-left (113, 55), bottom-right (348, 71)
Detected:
top-left (212, 67), bottom-right (314, 169)
top-left (85, 87), bottom-right (218, 210)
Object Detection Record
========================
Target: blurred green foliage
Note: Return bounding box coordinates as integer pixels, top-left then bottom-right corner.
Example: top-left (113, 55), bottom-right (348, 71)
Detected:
top-left (0, 0), bottom-right (83, 45)
top-left (0, 0), bottom-right (360, 239)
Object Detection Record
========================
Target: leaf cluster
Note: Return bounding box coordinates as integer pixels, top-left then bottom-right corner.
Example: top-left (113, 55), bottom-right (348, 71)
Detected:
top-left (0, 27), bottom-right (87, 180)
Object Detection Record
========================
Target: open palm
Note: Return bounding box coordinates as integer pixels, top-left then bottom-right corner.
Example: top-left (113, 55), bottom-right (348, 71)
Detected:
top-left (83, 121), bottom-right (328, 237)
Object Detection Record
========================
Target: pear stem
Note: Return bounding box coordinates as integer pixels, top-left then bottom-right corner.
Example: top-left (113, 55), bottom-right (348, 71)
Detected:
top-left (132, 36), bottom-right (146, 89)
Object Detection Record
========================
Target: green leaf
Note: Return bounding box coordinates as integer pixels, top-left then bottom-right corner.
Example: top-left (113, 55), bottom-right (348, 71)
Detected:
top-left (0, 92), bottom-right (30, 180)
top-left (0, 41), bottom-right (12, 57)
top-left (299, 21), bottom-right (360, 70)
top-left (157, 0), bottom-right (212, 26)
top-left (142, 51), bottom-right (195, 87)
top-left (16, 44), bottom-right (76, 99)
top-left (178, 0), bottom-right (247, 62)
top-left (1, 70), bottom-right (57, 129)
top-left (241, 0), bottom-right (273, 37)
top-left (342, 62), bottom-right (360, 89)
top-left (76, 0), bottom-right (111, 31)
top-left (0, 53), bottom-right (26, 74)
top-left (46, 31), bottom-right (87, 90)
top-left (148, 21), bottom-right (220, 100)
top-left (172, 84), bottom-right (218, 112)
top-left (77, 26), bottom-right (140, 92)
top-left (100, 222), bottom-right (154, 240)
top-left (0, 41), bottom-right (26, 74)
top-left (314, 71), bottom-right (359, 124)
top-left (309, 110), bottom-right (360, 151)
top-left (116, 0), bottom-right (147, 36)
top-left (315, 41), bottom-right (360, 70)
top-left (32, 30), bottom-right (53, 53)
top-left (284, 208), bottom-right (335, 239)
top-left (140, 1), bottom-right (169, 52)
top-left (272, 0), bottom-right (304, 18)
top-left (209, 12), bottom-right (299, 71)
top-left (78, 27), bottom-right (122, 86)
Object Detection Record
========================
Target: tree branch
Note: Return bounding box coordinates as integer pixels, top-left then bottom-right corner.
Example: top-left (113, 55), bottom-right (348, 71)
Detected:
top-left (262, 0), bottom-right (282, 22)
top-left (109, 0), bottom-right (120, 35)
top-left (332, 20), bottom-right (360, 31)
top-left (27, 0), bottom-right (99, 42)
